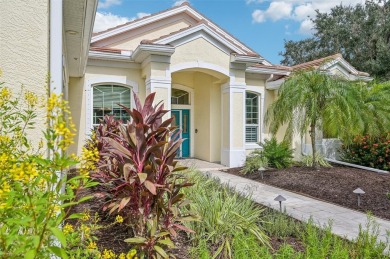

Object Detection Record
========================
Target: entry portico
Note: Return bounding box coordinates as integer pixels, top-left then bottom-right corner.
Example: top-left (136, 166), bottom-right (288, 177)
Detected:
top-left (68, 2), bottom-right (291, 167)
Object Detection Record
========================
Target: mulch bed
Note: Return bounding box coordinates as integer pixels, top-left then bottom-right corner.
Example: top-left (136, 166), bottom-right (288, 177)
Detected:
top-left (67, 182), bottom-right (192, 257)
top-left (222, 165), bottom-right (390, 220)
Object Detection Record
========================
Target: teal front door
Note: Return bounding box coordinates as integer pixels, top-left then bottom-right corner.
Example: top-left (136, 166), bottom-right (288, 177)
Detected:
top-left (171, 109), bottom-right (190, 158)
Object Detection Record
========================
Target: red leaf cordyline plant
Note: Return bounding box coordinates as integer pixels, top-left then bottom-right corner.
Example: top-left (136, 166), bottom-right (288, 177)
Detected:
top-left (91, 92), bottom-right (197, 258)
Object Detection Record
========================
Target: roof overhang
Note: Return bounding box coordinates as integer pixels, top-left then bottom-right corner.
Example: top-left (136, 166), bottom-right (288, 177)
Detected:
top-left (246, 66), bottom-right (291, 76)
top-left (231, 54), bottom-right (264, 65)
top-left (132, 44), bottom-right (175, 63)
top-left (266, 78), bottom-right (285, 90)
top-left (91, 4), bottom-right (255, 55)
top-left (64, 0), bottom-right (98, 77)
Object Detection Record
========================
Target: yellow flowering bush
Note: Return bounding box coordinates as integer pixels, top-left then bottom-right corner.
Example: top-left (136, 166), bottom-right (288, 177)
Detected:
top-left (0, 76), bottom-right (96, 258)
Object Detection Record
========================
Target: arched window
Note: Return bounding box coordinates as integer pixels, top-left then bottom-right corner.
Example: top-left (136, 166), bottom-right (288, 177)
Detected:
top-left (171, 88), bottom-right (190, 105)
top-left (92, 84), bottom-right (131, 125)
top-left (245, 92), bottom-right (259, 143)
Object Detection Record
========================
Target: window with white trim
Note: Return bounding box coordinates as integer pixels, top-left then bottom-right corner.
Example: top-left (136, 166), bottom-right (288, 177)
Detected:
top-left (171, 88), bottom-right (190, 105)
top-left (92, 85), bottom-right (131, 125)
top-left (245, 92), bottom-right (259, 143)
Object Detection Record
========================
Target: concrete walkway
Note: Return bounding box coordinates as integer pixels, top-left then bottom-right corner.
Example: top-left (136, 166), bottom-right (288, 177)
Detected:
top-left (180, 159), bottom-right (390, 247)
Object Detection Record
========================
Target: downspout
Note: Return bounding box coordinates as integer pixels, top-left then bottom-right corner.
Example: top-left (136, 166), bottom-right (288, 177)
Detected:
top-left (49, 0), bottom-right (64, 255)
top-left (262, 74), bottom-right (274, 143)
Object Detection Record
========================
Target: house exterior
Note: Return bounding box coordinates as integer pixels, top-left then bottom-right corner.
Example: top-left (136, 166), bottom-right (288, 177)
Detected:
top-left (0, 0), bottom-right (97, 148)
top-left (0, 2), bottom-right (371, 167)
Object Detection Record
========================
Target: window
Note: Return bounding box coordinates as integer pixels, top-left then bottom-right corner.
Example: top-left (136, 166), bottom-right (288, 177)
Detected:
top-left (171, 88), bottom-right (190, 105)
top-left (245, 92), bottom-right (259, 143)
top-left (93, 85), bottom-right (131, 125)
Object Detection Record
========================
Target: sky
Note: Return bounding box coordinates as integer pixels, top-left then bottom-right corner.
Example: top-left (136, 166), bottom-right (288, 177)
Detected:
top-left (94, 0), bottom-right (365, 64)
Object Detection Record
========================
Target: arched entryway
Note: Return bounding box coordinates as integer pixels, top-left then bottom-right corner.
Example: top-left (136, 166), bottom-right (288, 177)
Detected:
top-left (171, 67), bottom-right (229, 163)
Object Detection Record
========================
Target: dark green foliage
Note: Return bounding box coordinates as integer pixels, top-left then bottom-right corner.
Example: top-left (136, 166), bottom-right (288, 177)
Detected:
top-left (340, 134), bottom-right (390, 170)
top-left (280, 1), bottom-right (390, 81)
top-left (260, 137), bottom-right (293, 169)
top-left (265, 70), bottom-right (375, 168)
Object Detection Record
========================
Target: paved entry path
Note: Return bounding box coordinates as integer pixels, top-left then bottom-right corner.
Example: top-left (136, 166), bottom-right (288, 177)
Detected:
top-left (180, 159), bottom-right (390, 247)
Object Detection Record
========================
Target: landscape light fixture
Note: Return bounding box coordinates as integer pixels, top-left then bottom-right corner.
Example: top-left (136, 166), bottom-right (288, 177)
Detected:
top-left (259, 166), bottom-right (266, 179)
top-left (353, 188), bottom-right (365, 207)
top-left (274, 195), bottom-right (286, 212)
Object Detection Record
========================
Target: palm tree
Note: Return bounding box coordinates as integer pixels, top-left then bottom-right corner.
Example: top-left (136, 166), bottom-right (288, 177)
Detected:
top-left (354, 81), bottom-right (390, 138)
top-left (265, 69), bottom-right (363, 168)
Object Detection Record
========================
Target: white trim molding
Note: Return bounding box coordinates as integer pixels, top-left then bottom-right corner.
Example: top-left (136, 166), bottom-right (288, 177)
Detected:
top-left (170, 62), bottom-right (230, 77)
top-left (245, 85), bottom-right (265, 149)
top-left (171, 83), bottom-right (195, 157)
top-left (220, 80), bottom-right (246, 167)
top-left (85, 76), bottom-right (139, 135)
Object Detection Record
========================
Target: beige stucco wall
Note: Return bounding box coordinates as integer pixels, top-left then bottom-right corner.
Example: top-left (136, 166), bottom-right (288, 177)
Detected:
top-left (209, 83), bottom-right (221, 162)
top-left (193, 73), bottom-right (222, 163)
top-left (0, 0), bottom-right (49, 147)
top-left (68, 64), bottom-right (144, 155)
top-left (232, 92), bottom-right (244, 148)
top-left (170, 38), bottom-right (230, 70)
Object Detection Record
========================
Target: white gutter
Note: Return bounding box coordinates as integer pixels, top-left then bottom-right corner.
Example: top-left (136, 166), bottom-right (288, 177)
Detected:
top-left (88, 50), bottom-right (134, 62)
top-left (49, 0), bottom-right (63, 96)
top-left (246, 66), bottom-right (290, 76)
top-left (265, 78), bottom-right (285, 90)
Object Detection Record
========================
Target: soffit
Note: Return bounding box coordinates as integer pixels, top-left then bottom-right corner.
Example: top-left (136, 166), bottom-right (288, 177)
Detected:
top-left (63, 0), bottom-right (97, 77)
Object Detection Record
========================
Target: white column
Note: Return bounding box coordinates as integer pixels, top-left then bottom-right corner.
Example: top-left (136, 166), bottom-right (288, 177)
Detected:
top-left (49, 0), bottom-right (63, 96)
top-left (145, 77), bottom-right (171, 119)
top-left (221, 80), bottom-right (246, 167)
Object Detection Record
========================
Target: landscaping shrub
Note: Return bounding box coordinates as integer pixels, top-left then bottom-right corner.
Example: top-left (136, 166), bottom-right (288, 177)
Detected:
top-left (260, 137), bottom-right (294, 169)
top-left (301, 152), bottom-right (331, 168)
top-left (340, 134), bottom-right (390, 170)
top-left (262, 208), bottom-right (302, 239)
top-left (90, 92), bottom-right (197, 258)
top-left (240, 137), bottom-right (293, 174)
top-left (183, 172), bottom-right (269, 259)
top-left (0, 80), bottom-right (96, 258)
top-left (240, 150), bottom-right (268, 175)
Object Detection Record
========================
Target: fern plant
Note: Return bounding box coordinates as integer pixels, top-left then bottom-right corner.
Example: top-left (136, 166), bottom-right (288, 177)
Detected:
top-left (260, 137), bottom-right (294, 169)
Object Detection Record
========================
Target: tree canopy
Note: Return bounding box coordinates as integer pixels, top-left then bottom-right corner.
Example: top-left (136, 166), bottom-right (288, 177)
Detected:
top-left (280, 0), bottom-right (390, 81)
top-left (265, 70), bottom-right (390, 167)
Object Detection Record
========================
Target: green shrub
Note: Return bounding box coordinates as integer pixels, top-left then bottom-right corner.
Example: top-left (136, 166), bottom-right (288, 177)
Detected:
top-left (240, 150), bottom-right (268, 175)
top-left (340, 134), bottom-right (390, 170)
top-left (260, 137), bottom-right (294, 169)
top-left (0, 82), bottom-right (96, 258)
top-left (352, 215), bottom-right (389, 258)
top-left (183, 172), bottom-right (269, 259)
top-left (232, 231), bottom-right (272, 259)
top-left (91, 93), bottom-right (197, 258)
top-left (274, 244), bottom-right (299, 259)
top-left (262, 209), bottom-right (302, 238)
top-left (301, 152), bottom-right (331, 167)
top-left (300, 220), bottom-right (349, 259)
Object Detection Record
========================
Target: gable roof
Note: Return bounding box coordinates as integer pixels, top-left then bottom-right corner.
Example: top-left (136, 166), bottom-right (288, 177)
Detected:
top-left (91, 2), bottom-right (258, 57)
top-left (292, 53), bottom-right (370, 76)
